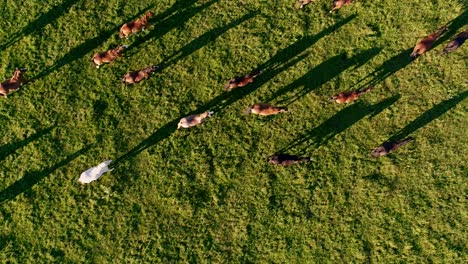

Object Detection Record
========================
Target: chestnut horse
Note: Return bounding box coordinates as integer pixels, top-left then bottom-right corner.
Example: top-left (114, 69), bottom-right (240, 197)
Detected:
top-left (410, 26), bottom-right (447, 60)
top-left (330, 0), bottom-right (353, 12)
top-left (0, 68), bottom-right (28, 97)
top-left (122, 65), bottom-right (159, 84)
top-left (245, 103), bottom-right (289, 116)
top-left (330, 86), bottom-right (373, 104)
top-left (119, 11), bottom-right (155, 38)
top-left (225, 70), bottom-right (263, 91)
top-left (92, 45), bottom-right (128, 68)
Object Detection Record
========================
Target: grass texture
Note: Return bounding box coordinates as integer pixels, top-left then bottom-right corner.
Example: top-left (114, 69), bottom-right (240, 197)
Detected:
top-left (0, 0), bottom-right (467, 262)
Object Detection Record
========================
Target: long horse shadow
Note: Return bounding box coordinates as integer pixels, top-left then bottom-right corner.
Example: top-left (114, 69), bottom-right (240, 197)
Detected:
top-left (0, 146), bottom-right (90, 204)
top-left (157, 11), bottom-right (259, 71)
top-left (110, 15), bottom-right (357, 167)
top-left (354, 10), bottom-right (468, 90)
top-left (32, 5), bottom-right (155, 81)
top-left (0, 127), bottom-right (55, 162)
top-left (352, 47), bottom-right (414, 90)
top-left (432, 9), bottom-right (468, 50)
top-left (389, 91), bottom-right (468, 141)
top-left (151, 0), bottom-right (200, 23)
top-left (280, 95), bottom-right (401, 154)
top-left (127, 0), bottom-right (219, 54)
top-left (0, 0), bottom-right (79, 51)
top-left (266, 47), bottom-right (382, 106)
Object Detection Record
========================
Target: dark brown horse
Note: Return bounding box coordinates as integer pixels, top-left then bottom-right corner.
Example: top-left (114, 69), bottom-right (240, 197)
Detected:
top-left (224, 70), bottom-right (262, 91)
top-left (442, 30), bottom-right (468, 54)
top-left (410, 26), bottom-right (447, 60)
top-left (268, 154), bottom-right (311, 166)
top-left (330, 86), bottom-right (373, 104)
top-left (0, 68), bottom-right (27, 97)
top-left (122, 65), bottom-right (159, 84)
top-left (371, 137), bottom-right (414, 158)
top-left (92, 45), bottom-right (128, 68)
top-left (245, 103), bottom-right (288, 116)
top-left (330, 0), bottom-right (353, 12)
top-left (119, 11), bottom-right (155, 38)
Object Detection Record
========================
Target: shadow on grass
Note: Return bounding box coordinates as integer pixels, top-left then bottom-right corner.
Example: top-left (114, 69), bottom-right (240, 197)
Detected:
top-left (32, 4), bottom-right (155, 81)
top-left (280, 95), bottom-right (401, 154)
top-left (191, 13), bottom-right (358, 114)
top-left (354, 10), bottom-right (468, 89)
top-left (388, 90), bottom-right (468, 141)
top-left (126, 0), bottom-right (220, 54)
top-left (0, 146), bottom-right (90, 204)
top-left (151, 0), bottom-right (200, 23)
top-left (363, 173), bottom-right (401, 196)
top-left (157, 11), bottom-right (259, 70)
top-left (111, 15), bottom-right (357, 167)
top-left (267, 47), bottom-right (382, 106)
top-left (0, 127), bottom-right (55, 162)
top-left (0, 0), bottom-right (78, 51)
top-left (352, 47), bottom-right (414, 89)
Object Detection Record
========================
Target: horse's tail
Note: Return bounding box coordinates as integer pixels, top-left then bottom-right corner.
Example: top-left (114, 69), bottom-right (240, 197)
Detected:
top-left (357, 86), bottom-right (374, 96)
top-left (432, 26), bottom-right (448, 40)
top-left (151, 65), bottom-right (160, 72)
top-left (250, 69), bottom-right (263, 78)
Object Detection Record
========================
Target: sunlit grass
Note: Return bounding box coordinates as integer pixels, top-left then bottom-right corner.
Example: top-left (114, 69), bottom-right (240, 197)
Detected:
top-left (0, 0), bottom-right (466, 262)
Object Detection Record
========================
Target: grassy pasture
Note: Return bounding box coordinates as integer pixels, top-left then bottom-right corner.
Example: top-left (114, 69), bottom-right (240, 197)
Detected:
top-left (0, 0), bottom-right (467, 262)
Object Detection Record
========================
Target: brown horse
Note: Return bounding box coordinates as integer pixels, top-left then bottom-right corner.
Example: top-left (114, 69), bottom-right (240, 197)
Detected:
top-left (410, 26), bottom-right (448, 60)
top-left (122, 65), bottom-right (159, 84)
top-left (295, 0), bottom-right (315, 9)
top-left (224, 70), bottom-right (262, 91)
top-left (119, 11), bottom-right (155, 38)
top-left (177, 111), bottom-right (214, 129)
top-left (92, 45), bottom-right (128, 68)
top-left (442, 30), bottom-right (468, 54)
top-left (330, 86), bottom-right (373, 104)
top-left (371, 137), bottom-right (414, 158)
top-left (268, 154), bottom-right (311, 166)
top-left (245, 103), bottom-right (289, 116)
top-left (330, 0), bottom-right (353, 12)
top-left (0, 68), bottom-right (27, 97)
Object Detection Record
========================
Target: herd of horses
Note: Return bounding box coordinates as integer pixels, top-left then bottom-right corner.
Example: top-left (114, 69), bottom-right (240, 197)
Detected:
top-left (1, 3), bottom-right (467, 168)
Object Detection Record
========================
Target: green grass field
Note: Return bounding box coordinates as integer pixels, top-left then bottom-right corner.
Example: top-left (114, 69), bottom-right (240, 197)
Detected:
top-left (0, 0), bottom-right (467, 262)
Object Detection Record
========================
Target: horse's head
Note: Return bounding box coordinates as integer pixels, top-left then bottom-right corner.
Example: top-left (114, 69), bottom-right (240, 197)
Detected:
top-left (371, 146), bottom-right (386, 158)
top-left (224, 78), bottom-right (236, 91)
top-left (115, 45), bottom-right (128, 54)
top-left (278, 107), bottom-right (289, 113)
top-left (12, 68), bottom-right (28, 80)
top-left (145, 65), bottom-right (159, 74)
top-left (146, 11), bottom-right (155, 18)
